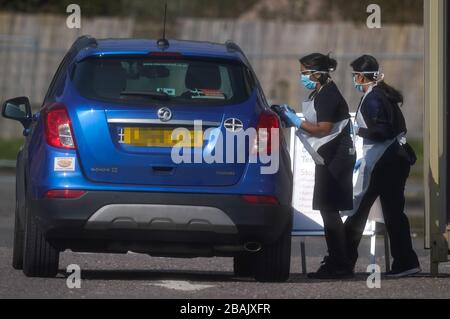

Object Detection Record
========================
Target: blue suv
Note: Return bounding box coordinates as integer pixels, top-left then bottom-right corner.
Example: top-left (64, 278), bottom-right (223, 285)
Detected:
top-left (2, 36), bottom-right (293, 282)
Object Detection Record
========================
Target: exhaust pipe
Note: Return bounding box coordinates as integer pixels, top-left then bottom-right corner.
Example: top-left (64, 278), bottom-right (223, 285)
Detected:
top-left (244, 242), bottom-right (262, 253)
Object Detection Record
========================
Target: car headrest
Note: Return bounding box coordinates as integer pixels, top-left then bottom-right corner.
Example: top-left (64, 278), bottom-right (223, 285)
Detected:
top-left (185, 63), bottom-right (222, 90)
top-left (93, 62), bottom-right (127, 98)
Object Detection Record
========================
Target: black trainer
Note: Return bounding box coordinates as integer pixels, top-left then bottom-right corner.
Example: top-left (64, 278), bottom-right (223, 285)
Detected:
top-left (385, 267), bottom-right (421, 278)
top-left (307, 258), bottom-right (355, 280)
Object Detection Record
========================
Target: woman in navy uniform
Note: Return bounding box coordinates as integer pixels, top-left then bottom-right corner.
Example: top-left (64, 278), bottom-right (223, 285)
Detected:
top-left (280, 53), bottom-right (356, 279)
top-left (344, 55), bottom-right (420, 278)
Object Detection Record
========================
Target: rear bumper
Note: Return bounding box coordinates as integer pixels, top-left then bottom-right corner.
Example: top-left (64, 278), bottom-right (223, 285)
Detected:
top-left (31, 191), bottom-right (292, 256)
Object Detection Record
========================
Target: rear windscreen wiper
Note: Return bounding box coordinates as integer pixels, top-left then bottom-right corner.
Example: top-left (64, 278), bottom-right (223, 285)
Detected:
top-left (120, 91), bottom-right (170, 101)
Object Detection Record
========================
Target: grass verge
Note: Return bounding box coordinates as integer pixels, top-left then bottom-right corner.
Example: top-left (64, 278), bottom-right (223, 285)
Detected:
top-left (0, 138), bottom-right (24, 161)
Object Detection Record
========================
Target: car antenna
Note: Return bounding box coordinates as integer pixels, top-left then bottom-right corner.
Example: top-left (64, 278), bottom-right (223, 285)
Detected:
top-left (157, 2), bottom-right (170, 49)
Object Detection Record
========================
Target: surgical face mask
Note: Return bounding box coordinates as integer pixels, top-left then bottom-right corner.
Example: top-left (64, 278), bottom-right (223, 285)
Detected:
top-left (352, 71), bottom-right (384, 93)
top-left (301, 74), bottom-right (317, 90)
top-left (353, 77), bottom-right (365, 93)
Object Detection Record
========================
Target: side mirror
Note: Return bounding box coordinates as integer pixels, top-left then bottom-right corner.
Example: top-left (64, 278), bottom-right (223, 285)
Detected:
top-left (2, 97), bottom-right (32, 128)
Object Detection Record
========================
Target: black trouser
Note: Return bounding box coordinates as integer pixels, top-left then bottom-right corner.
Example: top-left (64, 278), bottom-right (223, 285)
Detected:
top-left (344, 151), bottom-right (420, 271)
top-left (320, 210), bottom-right (352, 269)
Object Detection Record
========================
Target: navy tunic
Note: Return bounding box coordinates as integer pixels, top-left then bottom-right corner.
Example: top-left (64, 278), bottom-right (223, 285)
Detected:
top-left (310, 82), bottom-right (355, 211)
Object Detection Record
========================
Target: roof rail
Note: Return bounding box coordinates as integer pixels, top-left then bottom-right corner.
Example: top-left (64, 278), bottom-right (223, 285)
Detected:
top-left (225, 40), bottom-right (243, 54)
top-left (71, 35), bottom-right (98, 53)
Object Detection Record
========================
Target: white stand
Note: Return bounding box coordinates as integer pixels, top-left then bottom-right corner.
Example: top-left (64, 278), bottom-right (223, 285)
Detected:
top-left (369, 220), bottom-right (377, 266)
top-left (297, 222), bottom-right (391, 274)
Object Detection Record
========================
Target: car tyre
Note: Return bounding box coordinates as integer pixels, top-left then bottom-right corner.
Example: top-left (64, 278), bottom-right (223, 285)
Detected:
top-left (22, 199), bottom-right (59, 278)
top-left (254, 223), bottom-right (292, 283)
top-left (12, 198), bottom-right (25, 270)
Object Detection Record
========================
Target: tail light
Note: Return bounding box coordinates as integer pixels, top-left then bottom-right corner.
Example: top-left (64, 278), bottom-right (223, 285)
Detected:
top-left (253, 111), bottom-right (280, 155)
top-left (44, 190), bottom-right (86, 199)
top-left (242, 195), bottom-right (279, 205)
top-left (44, 104), bottom-right (76, 149)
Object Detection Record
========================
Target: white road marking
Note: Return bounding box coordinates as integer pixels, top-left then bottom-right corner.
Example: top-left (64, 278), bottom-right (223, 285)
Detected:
top-left (146, 280), bottom-right (215, 292)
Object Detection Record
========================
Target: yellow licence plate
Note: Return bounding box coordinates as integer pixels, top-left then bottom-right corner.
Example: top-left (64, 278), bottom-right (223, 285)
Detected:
top-left (122, 127), bottom-right (203, 148)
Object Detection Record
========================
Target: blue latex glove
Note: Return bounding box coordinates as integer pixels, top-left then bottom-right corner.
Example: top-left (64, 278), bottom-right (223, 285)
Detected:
top-left (279, 105), bottom-right (303, 129)
top-left (280, 104), bottom-right (297, 114)
top-left (354, 159), bottom-right (362, 173)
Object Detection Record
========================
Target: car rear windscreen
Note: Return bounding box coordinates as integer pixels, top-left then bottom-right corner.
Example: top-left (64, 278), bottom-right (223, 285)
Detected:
top-left (71, 57), bottom-right (254, 105)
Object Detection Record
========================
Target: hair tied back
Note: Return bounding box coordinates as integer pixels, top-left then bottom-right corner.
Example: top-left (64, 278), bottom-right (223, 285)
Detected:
top-left (376, 72), bottom-right (385, 82)
top-left (327, 53), bottom-right (337, 73)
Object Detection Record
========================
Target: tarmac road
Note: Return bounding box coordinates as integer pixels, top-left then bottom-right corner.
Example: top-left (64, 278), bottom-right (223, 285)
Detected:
top-left (0, 173), bottom-right (449, 299)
